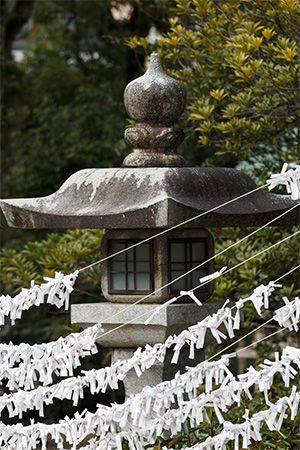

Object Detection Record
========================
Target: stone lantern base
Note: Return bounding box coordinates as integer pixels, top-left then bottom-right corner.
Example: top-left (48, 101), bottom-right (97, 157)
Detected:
top-left (71, 301), bottom-right (225, 398)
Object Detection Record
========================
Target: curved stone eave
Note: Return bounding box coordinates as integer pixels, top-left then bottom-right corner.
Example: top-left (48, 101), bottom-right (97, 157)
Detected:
top-left (1, 194), bottom-right (299, 229)
top-left (0, 198), bottom-right (168, 229)
top-left (1, 167), bottom-right (299, 229)
top-left (167, 197), bottom-right (300, 227)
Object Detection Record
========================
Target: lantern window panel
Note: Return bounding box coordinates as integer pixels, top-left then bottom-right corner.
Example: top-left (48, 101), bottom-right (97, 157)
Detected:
top-left (168, 238), bottom-right (209, 294)
top-left (108, 240), bottom-right (154, 294)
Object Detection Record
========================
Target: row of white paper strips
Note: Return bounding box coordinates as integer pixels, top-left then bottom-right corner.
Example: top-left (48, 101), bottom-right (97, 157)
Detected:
top-left (1, 344), bottom-right (300, 450)
top-left (0, 268), bottom-right (224, 392)
top-left (77, 345), bottom-right (300, 450)
top-left (0, 162), bottom-right (297, 330)
top-left (0, 268), bottom-right (270, 392)
top-left (0, 324), bottom-right (103, 391)
top-left (0, 280), bottom-right (288, 418)
top-left (0, 357), bottom-right (232, 448)
top-left (0, 162), bottom-right (298, 330)
top-left (267, 163), bottom-right (300, 200)
top-left (180, 387), bottom-right (300, 450)
top-left (0, 271), bottom-right (79, 327)
top-left (77, 386), bottom-right (300, 450)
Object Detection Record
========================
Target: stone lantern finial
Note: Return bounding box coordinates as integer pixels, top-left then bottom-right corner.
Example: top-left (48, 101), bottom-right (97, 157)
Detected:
top-left (123, 53), bottom-right (186, 167)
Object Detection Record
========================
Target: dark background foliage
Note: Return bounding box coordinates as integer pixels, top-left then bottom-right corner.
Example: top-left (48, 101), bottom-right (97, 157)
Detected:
top-left (0, 0), bottom-right (299, 447)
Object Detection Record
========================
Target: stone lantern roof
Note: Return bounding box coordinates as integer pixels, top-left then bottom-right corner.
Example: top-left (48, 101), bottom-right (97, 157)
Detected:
top-left (1, 54), bottom-right (299, 229)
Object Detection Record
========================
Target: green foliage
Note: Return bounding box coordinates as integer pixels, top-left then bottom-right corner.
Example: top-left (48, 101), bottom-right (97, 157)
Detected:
top-left (213, 226), bottom-right (300, 303)
top-left (127, 0), bottom-right (299, 166)
top-left (2, 0), bottom-right (171, 197)
top-left (0, 229), bottom-right (103, 345)
top-left (0, 228), bottom-right (103, 294)
top-left (1, 0), bottom-right (299, 446)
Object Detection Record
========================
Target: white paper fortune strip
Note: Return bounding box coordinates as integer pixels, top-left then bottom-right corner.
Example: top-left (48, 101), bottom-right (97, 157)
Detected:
top-left (267, 163), bottom-right (300, 200)
top-left (144, 267), bottom-right (228, 326)
top-left (1, 346), bottom-right (299, 450)
top-left (0, 271), bottom-right (79, 327)
top-left (1, 284), bottom-right (291, 419)
top-left (274, 296), bottom-right (300, 331)
top-left (0, 324), bottom-right (103, 391)
top-left (182, 387), bottom-right (300, 450)
top-left (67, 346), bottom-right (300, 450)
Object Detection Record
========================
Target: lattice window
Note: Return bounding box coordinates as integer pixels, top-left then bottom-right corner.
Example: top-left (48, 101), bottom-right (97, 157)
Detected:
top-left (168, 239), bottom-right (209, 293)
top-left (108, 240), bottom-right (154, 294)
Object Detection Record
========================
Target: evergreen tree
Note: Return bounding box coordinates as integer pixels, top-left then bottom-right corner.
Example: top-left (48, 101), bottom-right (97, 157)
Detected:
top-left (128, 0), bottom-right (299, 170)
top-left (0, 0), bottom-right (299, 443)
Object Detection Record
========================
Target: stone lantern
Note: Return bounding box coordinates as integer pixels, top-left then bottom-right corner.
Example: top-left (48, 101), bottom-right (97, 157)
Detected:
top-left (1, 54), bottom-right (299, 397)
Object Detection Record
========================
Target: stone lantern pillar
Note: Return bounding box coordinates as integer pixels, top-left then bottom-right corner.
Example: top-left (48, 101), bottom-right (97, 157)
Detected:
top-left (1, 54), bottom-right (299, 398)
top-left (72, 54), bottom-right (220, 396)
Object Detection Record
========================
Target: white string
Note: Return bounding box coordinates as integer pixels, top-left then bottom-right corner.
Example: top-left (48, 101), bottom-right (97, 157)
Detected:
top-left (1, 344), bottom-right (299, 449)
top-left (95, 229), bottom-right (300, 343)
top-left (96, 203), bottom-right (300, 326)
top-left (78, 183), bottom-right (269, 273)
top-left (0, 287), bottom-right (298, 418)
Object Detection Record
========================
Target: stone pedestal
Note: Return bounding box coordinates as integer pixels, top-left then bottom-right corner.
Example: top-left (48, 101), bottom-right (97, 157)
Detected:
top-left (111, 346), bottom-right (204, 398)
top-left (71, 301), bottom-right (225, 398)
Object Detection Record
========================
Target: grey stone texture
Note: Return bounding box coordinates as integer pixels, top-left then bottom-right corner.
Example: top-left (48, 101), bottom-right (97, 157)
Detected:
top-left (111, 346), bottom-right (204, 399)
top-left (123, 53), bottom-right (186, 167)
top-left (71, 301), bottom-right (226, 348)
top-left (71, 301), bottom-right (226, 398)
top-left (100, 228), bottom-right (214, 304)
top-left (1, 167), bottom-right (299, 229)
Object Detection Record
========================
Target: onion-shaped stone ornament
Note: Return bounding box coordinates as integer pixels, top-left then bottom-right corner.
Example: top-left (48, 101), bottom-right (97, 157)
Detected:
top-left (123, 53), bottom-right (186, 167)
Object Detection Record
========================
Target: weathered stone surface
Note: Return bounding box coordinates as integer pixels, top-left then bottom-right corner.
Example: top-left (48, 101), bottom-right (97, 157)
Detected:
top-left (123, 53), bottom-right (186, 167)
top-left (124, 125), bottom-right (184, 150)
top-left (1, 167), bottom-right (299, 228)
top-left (100, 228), bottom-right (214, 304)
top-left (71, 301), bottom-right (226, 398)
top-left (124, 53), bottom-right (186, 126)
top-left (71, 301), bottom-right (235, 347)
top-left (111, 346), bottom-right (204, 399)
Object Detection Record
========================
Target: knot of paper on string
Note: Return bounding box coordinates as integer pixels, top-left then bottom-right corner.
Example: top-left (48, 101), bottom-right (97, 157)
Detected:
top-left (274, 296), bottom-right (300, 331)
top-left (0, 324), bottom-right (103, 391)
top-left (267, 163), bottom-right (300, 200)
top-left (144, 267), bottom-right (227, 326)
top-left (0, 271), bottom-right (79, 327)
